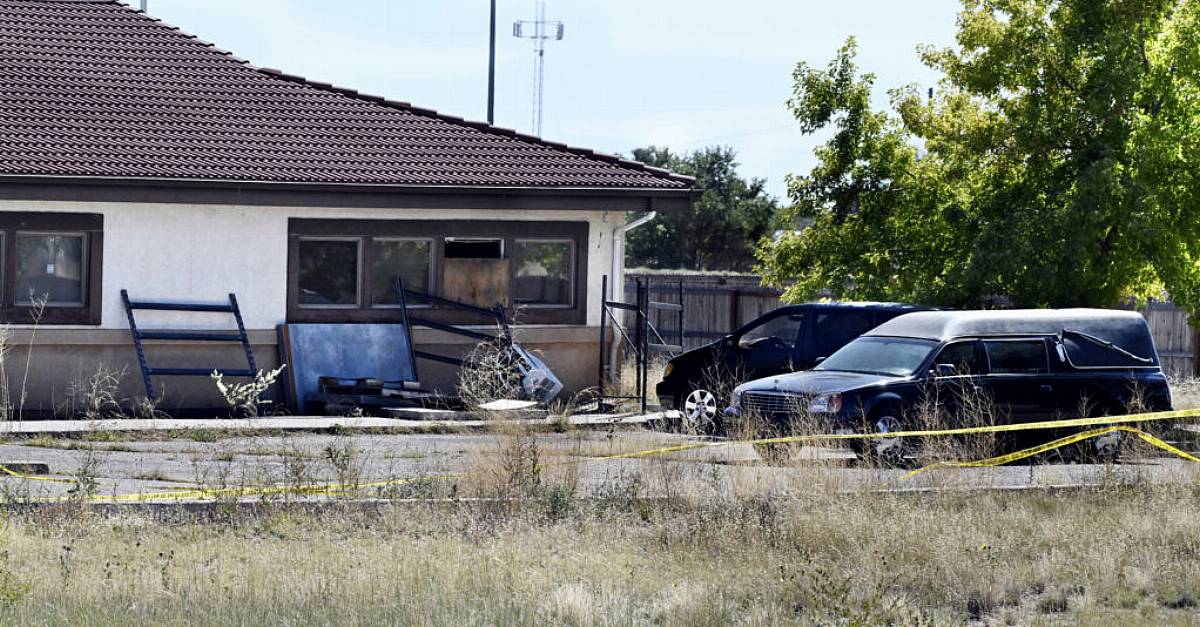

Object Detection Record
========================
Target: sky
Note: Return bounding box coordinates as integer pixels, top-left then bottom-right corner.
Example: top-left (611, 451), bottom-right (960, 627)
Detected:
top-left (144, 0), bottom-right (962, 200)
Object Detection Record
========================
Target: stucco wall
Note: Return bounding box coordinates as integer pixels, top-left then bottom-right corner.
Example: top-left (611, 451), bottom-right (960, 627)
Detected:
top-left (1, 326), bottom-right (606, 415)
top-left (0, 199), bottom-right (625, 329)
top-left (0, 200), bottom-right (629, 412)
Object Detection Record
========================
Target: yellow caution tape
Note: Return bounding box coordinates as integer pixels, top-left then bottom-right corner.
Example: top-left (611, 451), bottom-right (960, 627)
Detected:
top-left (595, 407), bottom-right (1200, 461)
top-left (903, 425), bottom-right (1200, 478)
top-left (0, 464), bottom-right (73, 484)
top-left (6, 407), bottom-right (1199, 503)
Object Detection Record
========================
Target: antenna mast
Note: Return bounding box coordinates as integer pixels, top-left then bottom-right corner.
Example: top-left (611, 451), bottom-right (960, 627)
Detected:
top-left (512, 2), bottom-right (564, 136)
top-left (487, 0), bottom-right (496, 124)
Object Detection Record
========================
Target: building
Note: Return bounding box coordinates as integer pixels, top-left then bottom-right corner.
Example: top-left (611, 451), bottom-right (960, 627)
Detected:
top-left (0, 0), bottom-right (694, 413)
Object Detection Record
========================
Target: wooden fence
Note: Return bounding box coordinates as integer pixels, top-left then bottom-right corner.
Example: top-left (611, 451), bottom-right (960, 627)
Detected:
top-left (623, 271), bottom-right (1198, 378)
top-left (622, 272), bottom-right (784, 352)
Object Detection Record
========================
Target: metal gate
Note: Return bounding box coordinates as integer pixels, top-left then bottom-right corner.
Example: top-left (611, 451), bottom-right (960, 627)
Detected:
top-left (597, 275), bottom-right (684, 412)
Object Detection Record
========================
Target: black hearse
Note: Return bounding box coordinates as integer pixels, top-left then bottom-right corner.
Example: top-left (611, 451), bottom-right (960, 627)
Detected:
top-left (656, 302), bottom-right (932, 430)
top-left (726, 309), bottom-right (1172, 464)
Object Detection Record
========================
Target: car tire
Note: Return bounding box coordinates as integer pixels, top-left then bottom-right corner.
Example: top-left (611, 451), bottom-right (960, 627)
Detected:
top-left (1042, 402), bottom-right (1125, 465)
top-left (852, 409), bottom-right (917, 468)
top-left (677, 387), bottom-right (721, 435)
top-left (1078, 402), bottom-right (1126, 464)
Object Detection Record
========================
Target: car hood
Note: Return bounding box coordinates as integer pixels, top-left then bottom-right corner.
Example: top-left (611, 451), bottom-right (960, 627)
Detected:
top-left (664, 340), bottom-right (724, 374)
top-left (736, 369), bottom-right (902, 395)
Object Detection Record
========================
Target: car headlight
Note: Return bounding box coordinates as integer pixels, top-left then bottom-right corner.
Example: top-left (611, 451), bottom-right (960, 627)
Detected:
top-left (663, 362), bottom-right (674, 378)
top-left (808, 393), bottom-right (842, 414)
top-left (725, 388), bottom-right (744, 416)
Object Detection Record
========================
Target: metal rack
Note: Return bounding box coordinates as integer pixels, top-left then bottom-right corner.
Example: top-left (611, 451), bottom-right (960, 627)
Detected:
top-left (597, 275), bottom-right (684, 412)
top-left (121, 289), bottom-right (258, 403)
top-left (397, 281), bottom-right (513, 369)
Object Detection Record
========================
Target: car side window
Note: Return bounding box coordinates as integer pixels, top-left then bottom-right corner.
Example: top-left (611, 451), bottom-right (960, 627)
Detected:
top-left (812, 311), bottom-right (877, 357)
top-left (984, 340), bottom-right (1049, 374)
top-left (934, 341), bottom-right (983, 375)
top-left (738, 312), bottom-right (803, 350)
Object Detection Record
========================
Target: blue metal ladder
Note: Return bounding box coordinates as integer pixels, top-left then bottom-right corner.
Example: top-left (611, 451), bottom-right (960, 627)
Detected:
top-left (121, 289), bottom-right (258, 402)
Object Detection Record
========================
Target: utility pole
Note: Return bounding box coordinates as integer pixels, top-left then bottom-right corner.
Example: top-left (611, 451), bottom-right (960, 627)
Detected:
top-left (487, 0), bottom-right (496, 125)
top-left (139, 0), bottom-right (147, 11)
top-left (512, 1), bottom-right (564, 136)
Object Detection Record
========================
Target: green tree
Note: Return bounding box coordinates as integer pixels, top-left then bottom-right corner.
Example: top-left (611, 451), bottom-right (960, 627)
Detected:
top-left (627, 146), bottom-right (779, 271)
top-left (759, 1), bottom-right (1200, 312)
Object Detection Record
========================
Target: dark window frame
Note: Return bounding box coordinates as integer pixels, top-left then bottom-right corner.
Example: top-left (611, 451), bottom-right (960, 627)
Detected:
top-left (0, 212), bottom-right (102, 325)
top-left (287, 219), bottom-right (588, 325)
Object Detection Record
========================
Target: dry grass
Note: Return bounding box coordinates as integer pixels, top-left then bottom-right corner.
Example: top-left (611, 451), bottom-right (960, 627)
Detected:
top-left (0, 374), bottom-right (1195, 623)
top-left (0, 486), bottom-right (1194, 624)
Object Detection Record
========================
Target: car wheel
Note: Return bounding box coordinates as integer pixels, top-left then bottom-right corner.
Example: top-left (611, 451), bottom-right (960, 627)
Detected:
top-left (1065, 402), bottom-right (1125, 464)
top-left (1084, 404), bottom-right (1125, 464)
top-left (679, 387), bottom-right (720, 434)
top-left (854, 411), bottom-right (917, 468)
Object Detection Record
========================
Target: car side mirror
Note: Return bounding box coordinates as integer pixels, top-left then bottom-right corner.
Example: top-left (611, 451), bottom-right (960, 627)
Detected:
top-left (934, 363), bottom-right (957, 377)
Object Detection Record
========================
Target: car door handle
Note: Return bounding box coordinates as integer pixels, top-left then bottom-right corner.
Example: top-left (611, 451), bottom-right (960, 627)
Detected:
top-left (1039, 384), bottom-right (1053, 393)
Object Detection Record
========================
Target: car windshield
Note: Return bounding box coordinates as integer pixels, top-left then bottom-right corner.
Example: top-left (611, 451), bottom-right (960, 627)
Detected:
top-left (815, 336), bottom-right (938, 376)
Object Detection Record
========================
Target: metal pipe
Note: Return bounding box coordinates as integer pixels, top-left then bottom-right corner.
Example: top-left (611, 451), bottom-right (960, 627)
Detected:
top-left (487, 0), bottom-right (496, 124)
top-left (610, 210), bottom-right (656, 291)
top-left (606, 210), bottom-right (657, 393)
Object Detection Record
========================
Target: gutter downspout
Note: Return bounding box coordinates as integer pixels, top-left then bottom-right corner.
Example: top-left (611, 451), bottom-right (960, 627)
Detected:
top-left (607, 209), bottom-right (657, 382)
top-left (611, 210), bottom-right (657, 291)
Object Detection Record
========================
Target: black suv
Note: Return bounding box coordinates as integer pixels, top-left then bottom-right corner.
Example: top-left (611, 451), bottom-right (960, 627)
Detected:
top-left (727, 309), bottom-right (1173, 464)
top-left (657, 302), bottom-right (932, 430)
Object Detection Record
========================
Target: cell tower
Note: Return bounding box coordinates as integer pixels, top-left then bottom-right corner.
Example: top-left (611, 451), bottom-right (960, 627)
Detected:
top-left (512, 2), bottom-right (564, 136)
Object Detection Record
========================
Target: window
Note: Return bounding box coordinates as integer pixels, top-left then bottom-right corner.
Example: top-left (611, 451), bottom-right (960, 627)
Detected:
top-left (933, 341), bottom-right (983, 375)
top-left (985, 340), bottom-right (1048, 374)
top-left (816, 336), bottom-right (938, 377)
top-left (0, 213), bottom-right (101, 324)
top-left (369, 239), bottom-right (431, 306)
top-left (812, 310), bottom-right (876, 357)
top-left (287, 219), bottom-right (587, 324)
top-left (738, 312), bottom-right (803, 350)
top-left (16, 232), bottom-right (86, 306)
top-left (1061, 330), bottom-right (1154, 368)
top-left (297, 239), bottom-right (360, 307)
top-left (444, 238), bottom-right (502, 259)
top-left (513, 240), bottom-right (573, 306)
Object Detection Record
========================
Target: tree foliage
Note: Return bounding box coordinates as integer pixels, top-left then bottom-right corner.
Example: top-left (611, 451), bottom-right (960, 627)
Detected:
top-left (627, 146), bottom-right (779, 271)
top-left (759, 1), bottom-right (1200, 312)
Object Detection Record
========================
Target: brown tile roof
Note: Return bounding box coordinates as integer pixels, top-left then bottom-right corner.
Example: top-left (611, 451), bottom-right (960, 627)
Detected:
top-left (0, 0), bottom-right (693, 190)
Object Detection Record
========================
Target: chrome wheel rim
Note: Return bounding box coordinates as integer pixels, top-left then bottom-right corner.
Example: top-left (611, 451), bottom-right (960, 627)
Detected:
top-left (873, 415), bottom-right (908, 460)
top-left (683, 389), bottom-right (718, 428)
top-left (1093, 431), bottom-right (1123, 461)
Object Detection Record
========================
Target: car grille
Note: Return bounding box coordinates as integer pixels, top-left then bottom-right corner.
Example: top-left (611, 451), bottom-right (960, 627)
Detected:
top-left (740, 391), bottom-right (806, 417)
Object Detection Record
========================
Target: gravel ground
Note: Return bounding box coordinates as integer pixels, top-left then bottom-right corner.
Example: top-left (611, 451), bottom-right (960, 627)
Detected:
top-left (0, 426), bottom-right (1196, 502)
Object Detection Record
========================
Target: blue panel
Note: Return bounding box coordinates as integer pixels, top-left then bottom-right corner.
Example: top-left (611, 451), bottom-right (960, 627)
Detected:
top-left (277, 323), bottom-right (417, 412)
